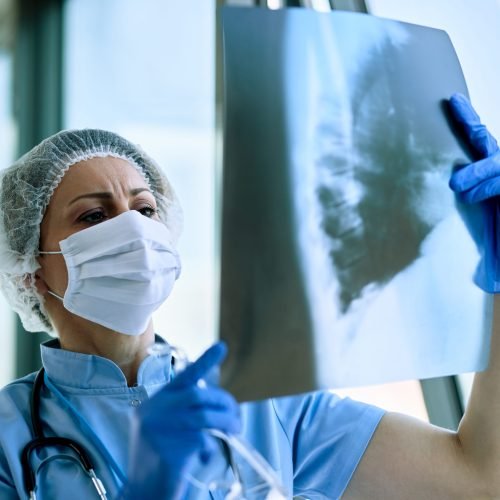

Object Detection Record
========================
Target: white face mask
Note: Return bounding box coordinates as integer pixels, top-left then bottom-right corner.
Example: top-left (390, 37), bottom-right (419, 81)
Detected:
top-left (39, 210), bottom-right (181, 335)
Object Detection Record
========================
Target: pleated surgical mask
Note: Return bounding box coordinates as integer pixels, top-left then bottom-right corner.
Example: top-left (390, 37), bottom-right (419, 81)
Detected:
top-left (39, 210), bottom-right (181, 335)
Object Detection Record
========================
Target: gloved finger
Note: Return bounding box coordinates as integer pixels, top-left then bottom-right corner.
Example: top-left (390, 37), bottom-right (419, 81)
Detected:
top-left (186, 386), bottom-right (240, 413)
top-left (456, 176), bottom-right (500, 204)
top-left (181, 408), bottom-right (242, 435)
top-left (449, 93), bottom-right (498, 158)
top-left (169, 341), bottom-right (227, 389)
top-left (144, 385), bottom-right (240, 419)
top-left (449, 152), bottom-right (500, 192)
top-left (144, 389), bottom-right (241, 432)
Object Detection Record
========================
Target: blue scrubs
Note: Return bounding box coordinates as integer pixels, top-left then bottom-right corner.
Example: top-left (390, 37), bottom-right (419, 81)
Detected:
top-left (0, 339), bottom-right (384, 499)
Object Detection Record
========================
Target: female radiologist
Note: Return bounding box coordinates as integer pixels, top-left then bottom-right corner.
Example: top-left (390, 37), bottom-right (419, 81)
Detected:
top-left (0, 93), bottom-right (499, 500)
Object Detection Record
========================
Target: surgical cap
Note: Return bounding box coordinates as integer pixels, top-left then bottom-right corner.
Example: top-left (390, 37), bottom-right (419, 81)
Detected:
top-left (0, 128), bottom-right (183, 334)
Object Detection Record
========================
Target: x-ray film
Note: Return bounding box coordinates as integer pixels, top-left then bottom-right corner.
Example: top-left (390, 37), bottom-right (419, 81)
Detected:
top-left (219, 8), bottom-right (492, 401)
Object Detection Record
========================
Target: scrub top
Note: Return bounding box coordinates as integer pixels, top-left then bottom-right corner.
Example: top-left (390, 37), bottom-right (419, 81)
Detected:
top-left (0, 339), bottom-right (384, 499)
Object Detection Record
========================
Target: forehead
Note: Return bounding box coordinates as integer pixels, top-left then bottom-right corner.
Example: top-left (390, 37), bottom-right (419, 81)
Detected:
top-left (49, 156), bottom-right (149, 204)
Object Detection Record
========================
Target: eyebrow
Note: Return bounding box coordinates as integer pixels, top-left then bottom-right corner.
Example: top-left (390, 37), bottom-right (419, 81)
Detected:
top-left (68, 188), bottom-right (153, 206)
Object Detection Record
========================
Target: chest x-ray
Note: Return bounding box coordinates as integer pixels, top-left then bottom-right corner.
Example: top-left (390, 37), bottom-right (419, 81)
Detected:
top-left (219, 7), bottom-right (491, 402)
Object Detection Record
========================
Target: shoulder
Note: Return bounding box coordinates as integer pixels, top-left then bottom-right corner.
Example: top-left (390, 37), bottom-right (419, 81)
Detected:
top-left (0, 372), bottom-right (36, 422)
top-left (241, 392), bottom-right (385, 498)
top-left (242, 391), bottom-right (385, 440)
top-left (273, 391), bottom-right (384, 429)
top-left (0, 371), bottom-right (36, 399)
top-left (270, 392), bottom-right (385, 498)
top-left (0, 373), bottom-right (38, 498)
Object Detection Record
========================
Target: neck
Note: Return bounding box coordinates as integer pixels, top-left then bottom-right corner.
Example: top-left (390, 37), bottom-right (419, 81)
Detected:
top-left (57, 320), bottom-right (156, 386)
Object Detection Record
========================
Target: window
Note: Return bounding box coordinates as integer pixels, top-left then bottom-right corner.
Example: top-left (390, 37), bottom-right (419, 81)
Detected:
top-left (64, 0), bottom-right (217, 358)
top-left (0, 0), bottom-right (16, 387)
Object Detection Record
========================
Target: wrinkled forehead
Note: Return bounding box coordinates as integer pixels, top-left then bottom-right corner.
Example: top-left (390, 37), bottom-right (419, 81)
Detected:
top-left (46, 156), bottom-right (152, 209)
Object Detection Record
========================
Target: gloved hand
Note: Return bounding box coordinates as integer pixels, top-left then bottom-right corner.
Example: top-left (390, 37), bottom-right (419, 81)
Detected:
top-left (121, 342), bottom-right (241, 500)
top-left (448, 92), bottom-right (500, 292)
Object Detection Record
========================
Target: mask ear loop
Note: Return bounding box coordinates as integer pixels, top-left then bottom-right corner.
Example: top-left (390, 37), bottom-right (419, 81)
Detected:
top-left (46, 290), bottom-right (64, 301)
top-left (37, 250), bottom-right (65, 302)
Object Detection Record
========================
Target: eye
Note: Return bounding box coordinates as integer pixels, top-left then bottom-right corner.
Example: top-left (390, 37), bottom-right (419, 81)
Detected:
top-left (137, 204), bottom-right (158, 218)
top-left (78, 209), bottom-right (107, 224)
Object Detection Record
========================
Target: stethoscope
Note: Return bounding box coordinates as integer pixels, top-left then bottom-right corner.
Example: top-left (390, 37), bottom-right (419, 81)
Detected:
top-left (21, 367), bottom-right (108, 500)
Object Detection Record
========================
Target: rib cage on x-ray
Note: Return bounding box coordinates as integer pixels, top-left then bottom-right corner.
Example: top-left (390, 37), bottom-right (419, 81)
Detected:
top-left (220, 8), bottom-right (490, 402)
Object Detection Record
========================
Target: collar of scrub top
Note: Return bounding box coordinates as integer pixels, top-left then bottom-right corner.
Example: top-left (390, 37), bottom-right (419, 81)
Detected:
top-left (40, 334), bottom-right (174, 389)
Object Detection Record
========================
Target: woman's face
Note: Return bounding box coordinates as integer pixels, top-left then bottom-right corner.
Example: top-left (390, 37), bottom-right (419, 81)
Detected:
top-left (36, 156), bottom-right (159, 298)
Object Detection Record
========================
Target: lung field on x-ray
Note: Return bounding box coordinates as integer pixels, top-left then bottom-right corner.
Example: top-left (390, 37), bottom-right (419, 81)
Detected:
top-left (315, 34), bottom-right (446, 313)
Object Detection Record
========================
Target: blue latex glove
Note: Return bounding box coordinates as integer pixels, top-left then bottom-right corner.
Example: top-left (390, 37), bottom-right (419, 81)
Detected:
top-left (121, 342), bottom-right (241, 499)
top-left (449, 92), bottom-right (500, 292)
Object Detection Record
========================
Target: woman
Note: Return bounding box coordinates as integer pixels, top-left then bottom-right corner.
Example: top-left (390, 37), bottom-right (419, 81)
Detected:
top-left (0, 94), bottom-right (499, 499)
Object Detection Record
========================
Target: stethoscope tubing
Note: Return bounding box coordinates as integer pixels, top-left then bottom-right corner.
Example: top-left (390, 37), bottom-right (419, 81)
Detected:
top-left (21, 367), bottom-right (107, 499)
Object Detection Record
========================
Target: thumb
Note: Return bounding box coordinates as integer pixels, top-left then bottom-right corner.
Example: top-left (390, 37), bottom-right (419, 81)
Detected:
top-left (449, 93), bottom-right (498, 158)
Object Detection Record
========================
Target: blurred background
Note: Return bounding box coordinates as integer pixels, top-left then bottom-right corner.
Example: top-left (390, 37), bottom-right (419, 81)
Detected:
top-left (0, 0), bottom-right (499, 430)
